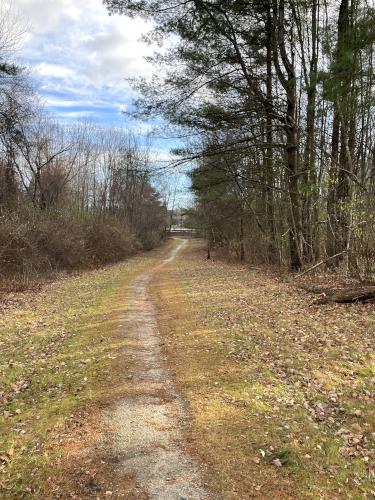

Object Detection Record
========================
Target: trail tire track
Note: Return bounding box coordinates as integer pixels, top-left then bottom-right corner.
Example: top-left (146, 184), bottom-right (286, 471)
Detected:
top-left (105, 240), bottom-right (213, 500)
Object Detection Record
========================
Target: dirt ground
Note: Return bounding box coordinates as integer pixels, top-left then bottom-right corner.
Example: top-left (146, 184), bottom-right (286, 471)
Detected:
top-left (101, 239), bottom-right (213, 499)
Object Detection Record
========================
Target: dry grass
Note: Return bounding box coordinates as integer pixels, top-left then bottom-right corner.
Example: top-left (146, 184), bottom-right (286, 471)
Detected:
top-left (152, 239), bottom-right (375, 499)
top-left (0, 240), bottom-right (175, 499)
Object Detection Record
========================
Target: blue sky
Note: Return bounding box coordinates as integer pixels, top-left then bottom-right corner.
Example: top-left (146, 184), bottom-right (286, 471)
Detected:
top-left (10, 0), bottom-right (192, 205)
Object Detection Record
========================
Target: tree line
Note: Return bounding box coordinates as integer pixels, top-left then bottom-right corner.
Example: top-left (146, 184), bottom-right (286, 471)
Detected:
top-left (0, 5), bottom-right (166, 286)
top-left (105, 0), bottom-right (375, 274)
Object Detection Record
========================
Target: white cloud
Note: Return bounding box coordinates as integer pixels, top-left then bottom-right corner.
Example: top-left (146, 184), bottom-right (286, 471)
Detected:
top-left (15, 0), bottom-right (153, 81)
top-left (36, 63), bottom-right (74, 78)
top-left (57, 110), bottom-right (96, 119)
top-left (11, 0), bottom-right (154, 124)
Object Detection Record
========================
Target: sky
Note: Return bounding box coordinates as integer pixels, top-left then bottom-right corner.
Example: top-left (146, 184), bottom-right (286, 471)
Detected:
top-left (13, 0), bottom-right (154, 126)
top-left (10, 0), bottom-right (192, 206)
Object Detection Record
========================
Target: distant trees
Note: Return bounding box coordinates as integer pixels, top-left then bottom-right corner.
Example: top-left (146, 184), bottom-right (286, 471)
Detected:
top-left (0, 109), bottom-right (167, 278)
top-left (0, 3), bottom-right (166, 282)
top-left (0, 2), bottom-right (31, 210)
top-left (105, 0), bottom-right (375, 274)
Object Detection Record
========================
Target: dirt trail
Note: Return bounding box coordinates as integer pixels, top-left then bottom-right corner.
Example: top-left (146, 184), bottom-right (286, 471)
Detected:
top-left (105, 239), bottom-right (213, 500)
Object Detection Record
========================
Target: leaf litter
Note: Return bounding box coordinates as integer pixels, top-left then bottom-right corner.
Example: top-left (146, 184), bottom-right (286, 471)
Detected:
top-left (152, 239), bottom-right (375, 499)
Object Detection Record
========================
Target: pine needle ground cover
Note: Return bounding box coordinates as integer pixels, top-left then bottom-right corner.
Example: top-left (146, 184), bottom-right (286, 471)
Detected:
top-left (152, 239), bottom-right (375, 499)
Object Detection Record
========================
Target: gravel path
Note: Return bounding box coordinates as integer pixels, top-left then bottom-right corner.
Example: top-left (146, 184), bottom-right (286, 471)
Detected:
top-left (105, 240), bottom-right (213, 500)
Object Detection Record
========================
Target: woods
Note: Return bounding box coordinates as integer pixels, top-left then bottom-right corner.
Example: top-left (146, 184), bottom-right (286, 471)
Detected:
top-left (3, 0), bottom-right (374, 278)
top-left (0, 4), bottom-right (166, 287)
top-left (105, 0), bottom-right (375, 274)
top-left (0, 2), bottom-right (374, 498)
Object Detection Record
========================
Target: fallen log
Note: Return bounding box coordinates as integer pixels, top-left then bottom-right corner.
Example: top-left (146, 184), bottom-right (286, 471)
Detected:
top-left (313, 286), bottom-right (375, 304)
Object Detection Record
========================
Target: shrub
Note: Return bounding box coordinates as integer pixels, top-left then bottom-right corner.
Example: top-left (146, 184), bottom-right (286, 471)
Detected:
top-left (139, 229), bottom-right (164, 251)
top-left (0, 207), bottom-right (145, 292)
top-left (85, 219), bottom-right (140, 265)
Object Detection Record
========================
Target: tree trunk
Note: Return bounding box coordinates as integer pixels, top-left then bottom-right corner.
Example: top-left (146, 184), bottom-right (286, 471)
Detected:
top-left (313, 286), bottom-right (375, 304)
top-left (240, 214), bottom-right (245, 261)
top-left (264, 3), bottom-right (277, 262)
top-left (286, 123), bottom-right (303, 270)
top-left (326, 110), bottom-right (340, 259)
top-left (273, 0), bottom-right (303, 270)
top-left (326, 0), bottom-right (351, 265)
top-left (303, 0), bottom-right (319, 262)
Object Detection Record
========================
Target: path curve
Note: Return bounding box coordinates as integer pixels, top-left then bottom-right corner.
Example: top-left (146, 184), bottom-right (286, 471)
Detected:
top-left (106, 239), bottom-right (213, 499)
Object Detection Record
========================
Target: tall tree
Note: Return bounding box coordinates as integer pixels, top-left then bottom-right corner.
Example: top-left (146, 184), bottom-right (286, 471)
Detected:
top-left (105, 0), bottom-right (375, 273)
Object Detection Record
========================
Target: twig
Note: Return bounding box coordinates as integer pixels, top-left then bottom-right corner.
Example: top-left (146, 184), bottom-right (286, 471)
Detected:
top-left (294, 250), bottom-right (347, 279)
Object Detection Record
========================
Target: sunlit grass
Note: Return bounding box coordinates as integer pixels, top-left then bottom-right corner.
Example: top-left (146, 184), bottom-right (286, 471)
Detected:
top-left (152, 239), bottom-right (375, 499)
top-left (0, 240), bottom-right (175, 498)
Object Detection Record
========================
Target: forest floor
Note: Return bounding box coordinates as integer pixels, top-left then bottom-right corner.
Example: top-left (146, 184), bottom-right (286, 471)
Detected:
top-left (0, 238), bottom-right (374, 499)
